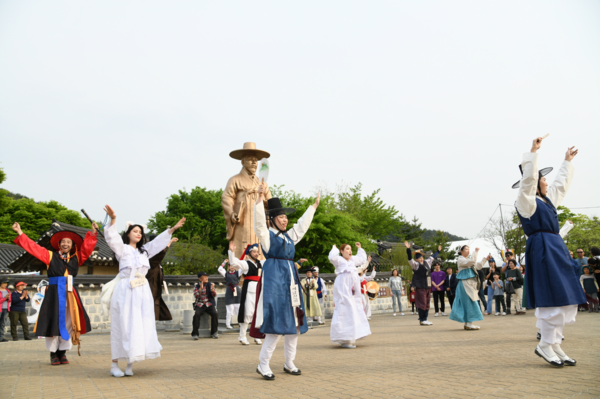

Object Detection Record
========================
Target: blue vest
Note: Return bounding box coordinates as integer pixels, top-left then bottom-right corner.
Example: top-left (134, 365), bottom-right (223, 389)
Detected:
top-left (259, 230), bottom-right (308, 335)
top-left (517, 197), bottom-right (585, 308)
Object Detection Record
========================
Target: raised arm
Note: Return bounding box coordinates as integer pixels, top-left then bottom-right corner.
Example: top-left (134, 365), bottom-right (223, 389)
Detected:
top-left (228, 244), bottom-right (249, 274)
top-left (547, 147), bottom-right (577, 207)
top-left (476, 254), bottom-right (491, 270)
top-left (328, 245), bottom-right (341, 267)
top-left (515, 152), bottom-right (539, 219)
top-left (365, 268), bottom-right (376, 282)
top-left (12, 223), bottom-right (51, 266)
top-left (253, 201), bottom-right (270, 253)
top-left (217, 260), bottom-right (227, 278)
top-left (559, 220), bottom-right (574, 239)
top-left (351, 246), bottom-right (367, 268)
top-left (104, 221), bottom-right (125, 259)
top-left (78, 226), bottom-right (99, 266)
top-left (457, 254), bottom-right (477, 270)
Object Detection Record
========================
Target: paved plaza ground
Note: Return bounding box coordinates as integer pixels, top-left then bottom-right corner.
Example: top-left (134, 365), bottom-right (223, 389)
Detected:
top-left (2, 311), bottom-right (599, 399)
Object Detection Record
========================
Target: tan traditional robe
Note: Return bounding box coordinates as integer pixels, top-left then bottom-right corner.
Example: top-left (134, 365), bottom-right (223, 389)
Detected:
top-left (222, 167), bottom-right (272, 259)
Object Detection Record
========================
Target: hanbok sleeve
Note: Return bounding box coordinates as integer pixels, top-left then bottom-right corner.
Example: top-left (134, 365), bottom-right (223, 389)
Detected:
top-left (78, 231), bottom-right (98, 266)
top-left (365, 269), bottom-right (376, 282)
top-left (143, 229), bottom-right (172, 259)
top-left (559, 221), bottom-right (574, 239)
top-left (476, 255), bottom-right (488, 270)
top-left (253, 202), bottom-right (270, 253)
top-left (14, 233), bottom-right (52, 266)
top-left (328, 245), bottom-right (341, 268)
top-left (457, 255), bottom-right (476, 270)
top-left (287, 206), bottom-right (316, 244)
top-left (217, 265), bottom-right (226, 277)
top-left (546, 160), bottom-right (574, 208)
top-left (228, 250), bottom-right (248, 274)
top-left (515, 152), bottom-right (539, 219)
top-left (104, 222), bottom-right (125, 260)
top-left (351, 248), bottom-right (367, 268)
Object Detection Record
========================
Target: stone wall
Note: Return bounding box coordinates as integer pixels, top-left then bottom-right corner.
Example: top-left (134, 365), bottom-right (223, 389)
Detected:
top-left (2, 275), bottom-right (410, 337)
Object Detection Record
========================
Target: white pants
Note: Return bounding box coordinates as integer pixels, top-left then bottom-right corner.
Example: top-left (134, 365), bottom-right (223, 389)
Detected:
top-left (536, 305), bottom-right (577, 345)
top-left (258, 330), bottom-right (299, 372)
top-left (313, 297), bottom-right (324, 322)
top-left (225, 304), bottom-right (240, 327)
top-left (46, 309), bottom-right (72, 352)
top-left (512, 288), bottom-right (524, 312)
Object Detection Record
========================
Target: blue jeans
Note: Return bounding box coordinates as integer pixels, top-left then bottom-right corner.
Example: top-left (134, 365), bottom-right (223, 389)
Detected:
top-left (0, 309), bottom-right (8, 339)
top-left (486, 286), bottom-right (494, 314)
top-left (392, 290), bottom-right (402, 313)
top-left (478, 288), bottom-right (487, 310)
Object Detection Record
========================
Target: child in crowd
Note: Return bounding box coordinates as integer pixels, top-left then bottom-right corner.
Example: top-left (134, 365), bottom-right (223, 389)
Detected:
top-left (409, 286), bottom-right (416, 315)
top-left (491, 274), bottom-right (506, 316)
top-left (580, 266), bottom-right (599, 313)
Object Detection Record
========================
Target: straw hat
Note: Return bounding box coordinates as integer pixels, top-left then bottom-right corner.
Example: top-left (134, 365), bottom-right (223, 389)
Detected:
top-left (229, 142), bottom-right (270, 160)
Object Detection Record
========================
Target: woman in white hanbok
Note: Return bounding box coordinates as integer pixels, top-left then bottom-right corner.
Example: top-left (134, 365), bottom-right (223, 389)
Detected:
top-left (103, 205), bottom-right (185, 377)
top-left (329, 243), bottom-right (371, 348)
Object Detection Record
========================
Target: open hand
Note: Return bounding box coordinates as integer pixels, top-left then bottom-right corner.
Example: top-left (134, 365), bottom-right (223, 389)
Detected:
top-left (168, 237), bottom-right (179, 247)
top-left (403, 241), bottom-right (410, 249)
top-left (103, 205), bottom-right (116, 219)
top-left (312, 192), bottom-right (321, 209)
top-left (565, 146), bottom-right (578, 162)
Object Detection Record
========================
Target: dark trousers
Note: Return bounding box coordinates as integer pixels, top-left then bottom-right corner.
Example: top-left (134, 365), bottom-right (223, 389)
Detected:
top-left (506, 293), bottom-right (512, 313)
top-left (411, 303), bottom-right (415, 313)
top-left (478, 289), bottom-right (487, 310)
top-left (432, 291), bottom-right (445, 313)
top-left (494, 296), bottom-right (506, 312)
top-left (417, 307), bottom-right (429, 322)
top-left (0, 309), bottom-right (8, 339)
top-left (447, 292), bottom-right (455, 308)
top-left (9, 311), bottom-right (29, 339)
top-left (191, 305), bottom-right (218, 336)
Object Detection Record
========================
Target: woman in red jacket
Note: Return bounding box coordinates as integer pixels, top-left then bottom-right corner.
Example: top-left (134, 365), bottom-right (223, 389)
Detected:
top-left (0, 278), bottom-right (11, 342)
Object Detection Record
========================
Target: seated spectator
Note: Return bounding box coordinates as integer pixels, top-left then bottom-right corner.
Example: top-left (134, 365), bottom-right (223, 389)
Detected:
top-left (491, 274), bottom-right (506, 316)
top-left (580, 266), bottom-right (599, 313)
top-left (9, 282), bottom-right (31, 341)
top-left (505, 260), bottom-right (525, 315)
top-left (191, 272), bottom-right (219, 340)
top-left (0, 279), bottom-right (11, 342)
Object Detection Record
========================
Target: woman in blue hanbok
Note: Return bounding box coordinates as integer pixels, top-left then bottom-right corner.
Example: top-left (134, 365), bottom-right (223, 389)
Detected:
top-left (513, 137), bottom-right (584, 367)
top-left (449, 246), bottom-right (490, 330)
top-left (249, 181), bottom-right (320, 380)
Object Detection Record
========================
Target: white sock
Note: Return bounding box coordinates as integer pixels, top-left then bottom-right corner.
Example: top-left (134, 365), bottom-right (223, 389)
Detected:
top-left (551, 344), bottom-right (566, 357)
top-left (465, 322), bottom-right (472, 327)
top-left (259, 363), bottom-right (272, 375)
top-left (285, 360), bottom-right (296, 370)
top-left (125, 363), bottom-right (133, 375)
top-left (111, 362), bottom-right (124, 377)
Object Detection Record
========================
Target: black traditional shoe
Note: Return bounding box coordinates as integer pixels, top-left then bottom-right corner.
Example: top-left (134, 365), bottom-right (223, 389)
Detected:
top-left (58, 351), bottom-right (69, 364)
top-left (12, 337), bottom-right (18, 341)
top-left (283, 365), bottom-right (302, 375)
top-left (24, 337), bottom-right (32, 341)
top-left (0, 338), bottom-right (8, 342)
top-left (50, 352), bottom-right (61, 366)
top-left (256, 365), bottom-right (275, 380)
top-left (556, 354), bottom-right (576, 366)
top-left (535, 345), bottom-right (564, 367)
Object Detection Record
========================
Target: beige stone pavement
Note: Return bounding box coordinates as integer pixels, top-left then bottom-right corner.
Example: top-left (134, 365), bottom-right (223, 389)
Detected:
top-left (1, 311), bottom-right (599, 399)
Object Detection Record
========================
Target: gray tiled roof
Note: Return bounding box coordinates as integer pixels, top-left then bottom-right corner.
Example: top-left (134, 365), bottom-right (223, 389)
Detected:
top-left (0, 243), bottom-right (24, 273)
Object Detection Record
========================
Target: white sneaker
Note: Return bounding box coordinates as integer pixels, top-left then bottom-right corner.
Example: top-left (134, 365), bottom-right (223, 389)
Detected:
top-left (393, 313), bottom-right (397, 317)
top-left (239, 337), bottom-right (250, 345)
top-left (441, 312), bottom-right (447, 316)
top-left (434, 313), bottom-right (439, 317)
top-left (502, 312), bottom-right (506, 316)
top-left (495, 312), bottom-right (500, 316)
top-left (400, 313), bottom-right (405, 316)
top-left (254, 339), bottom-right (262, 345)
top-left (111, 365), bottom-right (124, 378)
top-left (226, 325), bottom-right (233, 329)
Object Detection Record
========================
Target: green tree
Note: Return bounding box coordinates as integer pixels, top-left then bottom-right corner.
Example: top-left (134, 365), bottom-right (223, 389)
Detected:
top-left (563, 214), bottom-right (600, 253)
top-left (0, 198), bottom-right (92, 244)
top-left (147, 187), bottom-right (227, 251)
top-left (0, 166), bottom-right (10, 215)
top-left (335, 183), bottom-right (400, 239)
top-left (424, 230), bottom-right (457, 264)
top-left (162, 237), bottom-right (225, 275)
top-left (271, 185), bottom-right (376, 272)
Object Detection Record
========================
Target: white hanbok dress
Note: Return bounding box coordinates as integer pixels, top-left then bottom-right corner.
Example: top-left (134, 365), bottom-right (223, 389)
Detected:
top-left (329, 246), bottom-right (371, 345)
top-left (104, 223), bottom-right (171, 363)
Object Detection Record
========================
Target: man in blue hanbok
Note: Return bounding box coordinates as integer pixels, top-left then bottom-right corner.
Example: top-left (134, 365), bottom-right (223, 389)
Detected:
top-left (249, 181), bottom-right (320, 380)
top-left (513, 137), bottom-right (585, 368)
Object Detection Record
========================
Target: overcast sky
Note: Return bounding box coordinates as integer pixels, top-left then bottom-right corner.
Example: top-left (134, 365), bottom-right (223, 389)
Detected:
top-left (1, 1), bottom-right (599, 239)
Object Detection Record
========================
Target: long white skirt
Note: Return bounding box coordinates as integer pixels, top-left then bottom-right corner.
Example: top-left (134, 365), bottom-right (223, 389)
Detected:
top-left (330, 272), bottom-right (371, 344)
top-left (110, 278), bottom-right (162, 363)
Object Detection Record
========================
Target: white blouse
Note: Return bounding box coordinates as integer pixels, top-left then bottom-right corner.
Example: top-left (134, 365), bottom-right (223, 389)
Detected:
top-left (104, 222), bottom-right (172, 279)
